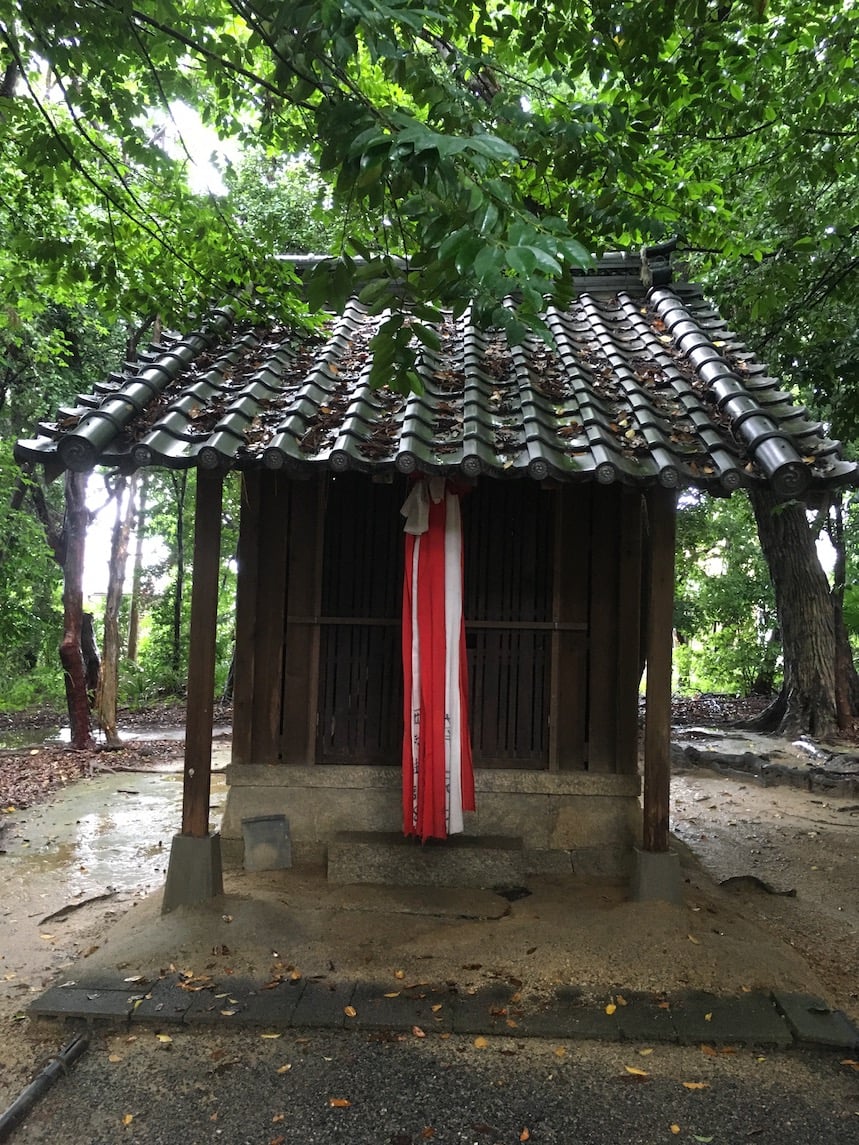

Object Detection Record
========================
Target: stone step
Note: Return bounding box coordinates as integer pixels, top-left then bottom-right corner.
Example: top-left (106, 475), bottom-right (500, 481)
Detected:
top-left (327, 830), bottom-right (538, 888)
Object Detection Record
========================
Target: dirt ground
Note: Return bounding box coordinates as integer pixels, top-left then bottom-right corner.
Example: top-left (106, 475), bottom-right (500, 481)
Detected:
top-left (0, 697), bottom-right (858, 1104)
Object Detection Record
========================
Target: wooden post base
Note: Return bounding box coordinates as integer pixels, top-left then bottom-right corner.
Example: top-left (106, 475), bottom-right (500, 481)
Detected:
top-left (630, 847), bottom-right (683, 905)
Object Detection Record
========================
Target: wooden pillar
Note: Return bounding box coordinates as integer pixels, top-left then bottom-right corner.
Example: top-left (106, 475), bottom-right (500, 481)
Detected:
top-left (642, 486), bottom-right (676, 852)
top-left (250, 473), bottom-right (290, 762)
top-left (181, 470), bottom-right (223, 838)
top-left (588, 485), bottom-right (621, 771)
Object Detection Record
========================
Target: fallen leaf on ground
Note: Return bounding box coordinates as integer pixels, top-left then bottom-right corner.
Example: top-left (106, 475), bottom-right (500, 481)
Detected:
top-left (687, 934), bottom-right (701, 945)
top-left (272, 1113), bottom-right (284, 1123)
top-left (638, 1048), bottom-right (654, 1056)
top-left (344, 1006), bottom-right (357, 1018)
top-left (704, 1012), bottom-right (713, 1021)
top-left (553, 1046), bottom-right (567, 1058)
top-left (616, 995), bottom-right (628, 1006)
top-left (394, 969), bottom-right (406, 979)
top-left (155, 1034), bottom-right (172, 1044)
top-left (412, 1026), bottom-right (426, 1038)
top-left (624, 1066), bottom-right (649, 1077)
top-left (605, 1003), bottom-right (617, 1015)
top-left (276, 1063), bottom-right (292, 1074)
top-left (474, 1036), bottom-right (488, 1048)
top-left (108, 1054), bottom-right (122, 1063)
top-left (384, 992), bottom-right (401, 998)
top-left (328, 1098), bottom-right (352, 1108)
top-left (841, 1059), bottom-right (859, 1071)
top-left (682, 1081), bottom-right (710, 1090)
top-left (700, 1044), bottom-right (717, 1056)
top-left (670, 1126), bottom-right (681, 1135)
top-left (122, 1114), bottom-right (134, 1126)
top-left (520, 1129), bottom-right (531, 1141)
top-left (261, 1032), bottom-right (282, 1039)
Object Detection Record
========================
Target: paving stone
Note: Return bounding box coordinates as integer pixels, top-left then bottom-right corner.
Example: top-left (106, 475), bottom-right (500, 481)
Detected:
top-left (182, 982), bottom-right (253, 1024)
top-left (29, 984), bottom-right (133, 1022)
top-left (772, 992), bottom-right (859, 1049)
top-left (224, 982), bottom-right (307, 1028)
top-left (290, 978), bottom-right (356, 1029)
top-left (450, 983), bottom-right (520, 1035)
top-left (670, 991), bottom-right (793, 1048)
top-left (349, 981), bottom-right (454, 1033)
top-left (129, 978), bottom-right (193, 1024)
top-left (515, 987), bottom-right (621, 1040)
top-left (614, 992), bottom-right (678, 1043)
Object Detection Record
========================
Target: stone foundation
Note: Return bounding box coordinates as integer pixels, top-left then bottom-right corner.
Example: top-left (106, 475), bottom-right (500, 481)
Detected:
top-left (222, 765), bottom-right (641, 880)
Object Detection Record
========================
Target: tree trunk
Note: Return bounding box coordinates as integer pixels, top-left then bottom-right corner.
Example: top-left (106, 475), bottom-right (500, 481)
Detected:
top-left (126, 473), bottom-right (148, 661)
top-left (826, 495), bottom-right (859, 728)
top-left (96, 475), bottom-right (136, 748)
top-left (747, 488), bottom-right (838, 740)
top-left (59, 471), bottom-right (94, 749)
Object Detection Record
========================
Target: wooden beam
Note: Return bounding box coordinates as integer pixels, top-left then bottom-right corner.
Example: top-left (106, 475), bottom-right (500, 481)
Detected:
top-left (182, 471), bottom-right (223, 838)
top-left (642, 486), bottom-right (677, 853)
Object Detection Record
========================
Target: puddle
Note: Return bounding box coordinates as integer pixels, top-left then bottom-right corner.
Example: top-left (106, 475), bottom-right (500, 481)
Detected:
top-left (1, 770), bottom-right (228, 900)
top-left (0, 725), bottom-right (231, 750)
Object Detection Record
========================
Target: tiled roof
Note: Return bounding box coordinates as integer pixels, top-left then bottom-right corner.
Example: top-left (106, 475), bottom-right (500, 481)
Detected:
top-left (15, 259), bottom-right (855, 499)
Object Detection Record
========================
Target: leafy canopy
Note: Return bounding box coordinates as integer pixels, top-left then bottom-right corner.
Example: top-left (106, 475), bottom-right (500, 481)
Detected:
top-left (4, 2), bottom-right (859, 387)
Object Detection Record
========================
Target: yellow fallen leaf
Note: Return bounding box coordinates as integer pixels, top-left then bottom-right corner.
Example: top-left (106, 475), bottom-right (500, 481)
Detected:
top-left (384, 992), bottom-right (401, 998)
top-left (474, 1036), bottom-right (488, 1048)
top-left (605, 1003), bottom-right (617, 1015)
top-left (670, 1125), bottom-right (681, 1135)
top-left (122, 1114), bottom-right (134, 1126)
top-left (682, 1081), bottom-right (710, 1090)
top-left (261, 1032), bottom-right (282, 1039)
top-left (431, 1003), bottom-right (443, 1013)
top-left (625, 1066), bottom-right (649, 1077)
top-left (40, 934), bottom-right (55, 941)
top-left (700, 1044), bottom-right (717, 1056)
top-left (616, 994), bottom-right (628, 1006)
top-left (289, 969), bottom-right (302, 981)
top-left (553, 1046), bottom-right (567, 1058)
top-left (272, 1113), bottom-right (285, 1123)
top-left (277, 1064), bottom-right (292, 1074)
top-left (328, 1098), bottom-right (351, 1108)
top-left (704, 1012), bottom-right (713, 1022)
top-left (394, 970), bottom-right (406, 980)
top-left (687, 935), bottom-right (701, 945)
top-left (840, 1059), bottom-right (859, 1071)
top-left (108, 1054), bottom-right (122, 1064)
top-left (638, 1048), bottom-right (654, 1056)
top-left (220, 1009), bottom-right (237, 1017)
top-left (344, 1006), bottom-right (357, 1018)
top-left (155, 1034), bottom-right (172, 1044)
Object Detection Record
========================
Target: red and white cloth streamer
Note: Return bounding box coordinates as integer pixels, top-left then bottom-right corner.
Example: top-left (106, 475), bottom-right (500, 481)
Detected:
top-left (401, 477), bottom-right (475, 840)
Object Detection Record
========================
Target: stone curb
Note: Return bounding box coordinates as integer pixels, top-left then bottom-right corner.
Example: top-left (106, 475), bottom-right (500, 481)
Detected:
top-left (28, 977), bottom-right (859, 1051)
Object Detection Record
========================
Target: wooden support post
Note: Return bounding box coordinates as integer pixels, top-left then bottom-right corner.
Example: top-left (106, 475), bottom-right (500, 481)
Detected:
top-left (642, 486), bottom-right (676, 853)
top-left (181, 471), bottom-right (223, 838)
top-left (616, 489), bottom-right (643, 773)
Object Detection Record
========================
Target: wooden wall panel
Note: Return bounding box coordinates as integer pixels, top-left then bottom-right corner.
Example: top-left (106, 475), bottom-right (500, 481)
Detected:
top-left (587, 485), bottom-right (621, 771)
top-left (615, 488), bottom-right (644, 774)
top-left (551, 486), bottom-right (590, 771)
top-left (250, 473), bottom-right (290, 762)
top-left (231, 471), bottom-right (259, 767)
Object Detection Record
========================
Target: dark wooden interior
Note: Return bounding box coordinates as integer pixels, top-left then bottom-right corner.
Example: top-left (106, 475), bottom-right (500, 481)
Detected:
top-left (232, 472), bottom-right (647, 775)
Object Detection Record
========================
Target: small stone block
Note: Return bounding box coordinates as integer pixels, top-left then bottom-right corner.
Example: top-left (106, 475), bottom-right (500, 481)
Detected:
top-left (349, 982), bottom-right (454, 1032)
top-left (671, 991), bottom-right (792, 1047)
top-left (516, 987), bottom-right (621, 1040)
top-left (615, 992), bottom-right (678, 1043)
top-left (451, 984), bottom-right (522, 1035)
top-left (772, 992), bottom-right (859, 1049)
top-left (290, 979), bottom-right (356, 1029)
top-left (29, 985), bottom-right (133, 1022)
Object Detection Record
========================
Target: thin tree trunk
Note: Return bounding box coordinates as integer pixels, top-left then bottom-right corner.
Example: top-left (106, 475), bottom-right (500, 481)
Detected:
top-left (747, 488), bottom-right (838, 740)
top-left (126, 473), bottom-right (148, 662)
top-left (826, 496), bottom-right (859, 728)
top-left (59, 471), bottom-right (94, 749)
top-left (97, 475), bottom-right (136, 748)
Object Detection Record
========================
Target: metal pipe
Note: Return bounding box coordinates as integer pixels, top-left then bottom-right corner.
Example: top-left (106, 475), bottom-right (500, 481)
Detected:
top-left (0, 1033), bottom-right (89, 1142)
